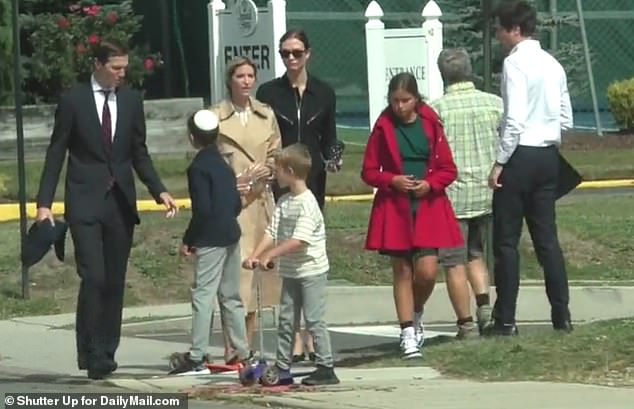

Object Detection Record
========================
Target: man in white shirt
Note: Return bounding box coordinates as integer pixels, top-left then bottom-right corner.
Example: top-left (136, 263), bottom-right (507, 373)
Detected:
top-left (486, 1), bottom-right (573, 336)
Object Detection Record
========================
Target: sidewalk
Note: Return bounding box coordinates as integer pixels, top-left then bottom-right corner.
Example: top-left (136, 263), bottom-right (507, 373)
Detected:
top-left (1, 302), bottom-right (633, 409)
top-left (247, 376), bottom-right (634, 409)
top-left (10, 282), bottom-right (633, 329)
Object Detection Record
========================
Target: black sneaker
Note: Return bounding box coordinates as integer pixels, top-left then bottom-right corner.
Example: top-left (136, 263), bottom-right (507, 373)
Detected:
top-left (301, 365), bottom-right (340, 386)
top-left (168, 356), bottom-right (206, 375)
top-left (553, 320), bottom-right (574, 333)
top-left (228, 350), bottom-right (256, 365)
top-left (482, 322), bottom-right (519, 337)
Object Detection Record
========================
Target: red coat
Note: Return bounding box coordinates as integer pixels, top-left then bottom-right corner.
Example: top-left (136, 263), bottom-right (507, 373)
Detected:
top-left (361, 104), bottom-right (464, 251)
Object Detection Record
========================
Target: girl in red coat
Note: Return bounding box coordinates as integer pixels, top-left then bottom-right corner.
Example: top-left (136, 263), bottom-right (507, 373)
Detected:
top-left (361, 73), bottom-right (463, 359)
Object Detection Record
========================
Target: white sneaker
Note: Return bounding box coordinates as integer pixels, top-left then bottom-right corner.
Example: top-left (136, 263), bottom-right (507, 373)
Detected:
top-left (414, 311), bottom-right (425, 347)
top-left (400, 327), bottom-right (422, 359)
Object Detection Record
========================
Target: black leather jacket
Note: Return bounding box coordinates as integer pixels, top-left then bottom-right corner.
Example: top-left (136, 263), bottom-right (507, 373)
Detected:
top-left (256, 73), bottom-right (337, 208)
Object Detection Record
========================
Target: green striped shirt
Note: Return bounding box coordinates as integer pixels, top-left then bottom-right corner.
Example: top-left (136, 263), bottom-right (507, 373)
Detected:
top-left (430, 82), bottom-right (503, 219)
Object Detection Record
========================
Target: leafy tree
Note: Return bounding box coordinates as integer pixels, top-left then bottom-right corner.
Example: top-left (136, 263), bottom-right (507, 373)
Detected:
top-left (20, 0), bottom-right (162, 103)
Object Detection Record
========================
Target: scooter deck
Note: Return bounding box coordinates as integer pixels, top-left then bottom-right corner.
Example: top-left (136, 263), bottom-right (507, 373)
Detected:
top-left (205, 362), bottom-right (243, 373)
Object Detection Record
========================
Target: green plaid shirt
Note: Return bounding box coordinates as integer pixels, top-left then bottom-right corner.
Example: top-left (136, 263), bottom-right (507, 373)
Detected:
top-left (430, 82), bottom-right (503, 219)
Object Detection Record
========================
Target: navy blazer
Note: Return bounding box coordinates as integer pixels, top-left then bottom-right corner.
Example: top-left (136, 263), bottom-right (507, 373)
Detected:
top-left (183, 145), bottom-right (242, 248)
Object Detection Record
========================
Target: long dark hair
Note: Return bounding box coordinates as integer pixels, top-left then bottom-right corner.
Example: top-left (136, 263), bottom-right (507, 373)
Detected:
top-left (385, 72), bottom-right (423, 114)
top-left (279, 28), bottom-right (311, 50)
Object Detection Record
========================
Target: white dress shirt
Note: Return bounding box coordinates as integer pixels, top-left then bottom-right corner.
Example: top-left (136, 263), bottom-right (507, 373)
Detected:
top-left (496, 39), bottom-right (573, 164)
top-left (91, 75), bottom-right (117, 140)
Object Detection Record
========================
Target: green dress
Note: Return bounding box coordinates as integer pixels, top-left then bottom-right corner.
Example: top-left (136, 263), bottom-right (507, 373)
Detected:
top-left (394, 117), bottom-right (429, 217)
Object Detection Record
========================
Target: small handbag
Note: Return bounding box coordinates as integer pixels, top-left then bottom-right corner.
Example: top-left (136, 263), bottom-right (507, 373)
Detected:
top-left (325, 140), bottom-right (346, 173)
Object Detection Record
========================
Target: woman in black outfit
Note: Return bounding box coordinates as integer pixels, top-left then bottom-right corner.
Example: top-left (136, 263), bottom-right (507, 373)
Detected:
top-left (256, 28), bottom-right (339, 362)
top-left (256, 28), bottom-right (338, 211)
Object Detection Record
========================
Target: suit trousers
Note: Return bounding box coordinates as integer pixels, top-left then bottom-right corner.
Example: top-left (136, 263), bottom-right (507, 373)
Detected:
top-left (71, 186), bottom-right (135, 363)
top-left (492, 145), bottom-right (571, 326)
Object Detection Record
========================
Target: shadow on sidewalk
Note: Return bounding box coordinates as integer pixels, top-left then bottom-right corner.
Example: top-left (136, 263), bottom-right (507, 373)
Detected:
top-left (0, 373), bottom-right (94, 386)
top-left (335, 335), bottom-right (454, 368)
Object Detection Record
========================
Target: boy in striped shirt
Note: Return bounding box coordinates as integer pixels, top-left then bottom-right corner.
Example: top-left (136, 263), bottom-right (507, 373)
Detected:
top-left (244, 143), bottom-right (339, 386)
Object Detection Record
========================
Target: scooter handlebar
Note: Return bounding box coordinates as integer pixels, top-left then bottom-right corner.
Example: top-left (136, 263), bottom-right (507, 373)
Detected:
top-left (243, 260), bottom-right (275, 270)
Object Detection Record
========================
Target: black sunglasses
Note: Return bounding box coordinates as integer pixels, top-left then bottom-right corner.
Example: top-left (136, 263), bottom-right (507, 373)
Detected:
top-left (279, 49), bottom-right (306, 59)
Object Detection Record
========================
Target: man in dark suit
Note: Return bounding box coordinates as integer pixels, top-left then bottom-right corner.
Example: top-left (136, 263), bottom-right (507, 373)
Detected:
top-left (35, 41), bottom-right (178, 379)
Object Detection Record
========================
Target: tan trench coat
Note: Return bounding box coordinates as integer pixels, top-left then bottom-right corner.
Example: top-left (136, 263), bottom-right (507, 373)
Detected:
top-left (209, 97), bottom-right (282, 312)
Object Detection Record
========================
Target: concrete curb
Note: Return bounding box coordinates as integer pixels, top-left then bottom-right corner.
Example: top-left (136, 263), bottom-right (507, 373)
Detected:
top-left (8, 284), bottom-right (634, 328)
top-left (323, 285), bottom-right (634, 325)
top-left (1, 180), bottom-right (633, 222)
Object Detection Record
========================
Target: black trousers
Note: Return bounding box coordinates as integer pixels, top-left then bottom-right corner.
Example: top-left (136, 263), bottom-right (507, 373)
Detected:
top-left (492, 145), bottom-right (570, 326)
top-left (71, 186), bottom-right (135, 363)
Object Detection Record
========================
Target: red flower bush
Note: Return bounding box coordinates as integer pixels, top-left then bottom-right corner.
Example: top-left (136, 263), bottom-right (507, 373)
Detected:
top-left (87, 34), bottom-right (100, 46)
top-left (106, 11), bottom-right (119, 26)
top-left (143, 58), bottom-right (155, 73)
top-left (57, 17), bottom-right (71, 30)
top-left (75, 43), bottom-right (87, 55)
top-left (26, 0), bottom-right (162, 102)
top-left (83, 5), bottom-right (101, 17)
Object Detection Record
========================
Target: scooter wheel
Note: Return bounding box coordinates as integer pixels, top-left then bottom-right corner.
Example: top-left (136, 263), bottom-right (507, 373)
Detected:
top-left (261, 365), bottom-right (280, 386)
top-left (168, 352), bottom-right (187, 370)
top-left (239, 364), bottom-right (257, 386)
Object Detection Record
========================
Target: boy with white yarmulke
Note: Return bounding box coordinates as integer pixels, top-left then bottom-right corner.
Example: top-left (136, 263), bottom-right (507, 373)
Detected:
top-left (169, 110), bottom-right (252, 375)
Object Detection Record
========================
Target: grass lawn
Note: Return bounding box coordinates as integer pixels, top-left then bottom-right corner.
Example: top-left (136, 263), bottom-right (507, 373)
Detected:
top-left (1, 194), bottom-right (633, 320)
top-left (0, 128), bottom-right (633, 202)
top-left (336, 318), bottom-right (634, 387)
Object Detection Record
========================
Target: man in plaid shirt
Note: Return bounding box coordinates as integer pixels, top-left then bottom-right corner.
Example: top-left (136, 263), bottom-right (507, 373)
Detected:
top-left (430, 48), bottom-right (503, 339)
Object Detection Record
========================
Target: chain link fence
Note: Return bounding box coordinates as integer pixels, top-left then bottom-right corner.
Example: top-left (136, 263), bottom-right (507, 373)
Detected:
top-left (275, 0), bottom-right (634, 130)
top-left (534, 0), bottom-right (634, 129)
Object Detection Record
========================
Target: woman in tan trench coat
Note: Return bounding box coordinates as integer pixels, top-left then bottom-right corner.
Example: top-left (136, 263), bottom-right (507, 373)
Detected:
top-left (209, 57), bottom-right (282, 360)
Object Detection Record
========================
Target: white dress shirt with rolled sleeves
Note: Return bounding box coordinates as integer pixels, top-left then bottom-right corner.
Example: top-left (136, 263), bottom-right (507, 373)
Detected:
top-left (496, 39), bottom-right (573, 165)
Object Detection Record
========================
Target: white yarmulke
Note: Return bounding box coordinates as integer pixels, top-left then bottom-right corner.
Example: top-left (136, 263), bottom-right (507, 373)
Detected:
top-left (193, 110), bottom-right (219, 132)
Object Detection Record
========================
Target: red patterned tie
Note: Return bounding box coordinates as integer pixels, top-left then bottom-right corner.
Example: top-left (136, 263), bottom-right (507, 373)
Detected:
top-left (101, 90), bottom-right (112, 154)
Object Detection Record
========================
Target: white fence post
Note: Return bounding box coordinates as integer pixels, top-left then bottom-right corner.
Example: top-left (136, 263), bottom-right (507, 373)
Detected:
top-left (208, 0), bottom-right (226, 104)
top-left (269, 0), bottom-right (288, 80)
top-left (365, 1), bottom-right (386, 129)
top-left (422, 0), bottom-right (444, 102)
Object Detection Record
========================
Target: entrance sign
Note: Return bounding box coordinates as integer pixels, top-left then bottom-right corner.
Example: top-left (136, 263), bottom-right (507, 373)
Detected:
top-left (365, 1), bottom-right (444, 128)
top-left (208, 0), bottom-right (287, 104)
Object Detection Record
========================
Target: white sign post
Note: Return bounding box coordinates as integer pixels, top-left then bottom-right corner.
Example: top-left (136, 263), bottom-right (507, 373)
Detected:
top-left (208, 0), bottom-right (287, 104)
top-left (364, 0), bottom-right (444, 128)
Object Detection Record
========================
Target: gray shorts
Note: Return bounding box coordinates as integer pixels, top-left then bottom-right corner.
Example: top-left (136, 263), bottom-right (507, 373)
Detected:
top-left (439, 214), bottom-right (490, 268)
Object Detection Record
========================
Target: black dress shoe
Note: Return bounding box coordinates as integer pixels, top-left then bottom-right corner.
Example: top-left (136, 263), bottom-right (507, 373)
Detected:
top-left (482, 322), bottom-right (519, 337)
top-left (553, 320), bottom-right (574, 333)
top-left (79, 355), bottom-right (117, 372)
top-left (78, 355), bottom-right (88, 370)
top-left (87, 358), bottom-right (117, 380)
top-left (88, 360), bottom-right (112, 379)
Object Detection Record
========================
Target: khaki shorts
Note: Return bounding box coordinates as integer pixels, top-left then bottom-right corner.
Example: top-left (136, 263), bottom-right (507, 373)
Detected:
top-left (439, 214), bottom-right (490, 268)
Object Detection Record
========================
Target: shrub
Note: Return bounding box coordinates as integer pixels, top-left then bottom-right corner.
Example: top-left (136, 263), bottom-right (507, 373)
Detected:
top-left (22, 0), bottom-right (162, 103)
top-left (606, 78), bottom-right (634, 131)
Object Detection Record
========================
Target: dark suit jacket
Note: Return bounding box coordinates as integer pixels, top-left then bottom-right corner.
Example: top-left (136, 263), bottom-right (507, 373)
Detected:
top-left (182, 145), bottom-right (242, 249)
top-left (36, 82), bottom-right (166, 225)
